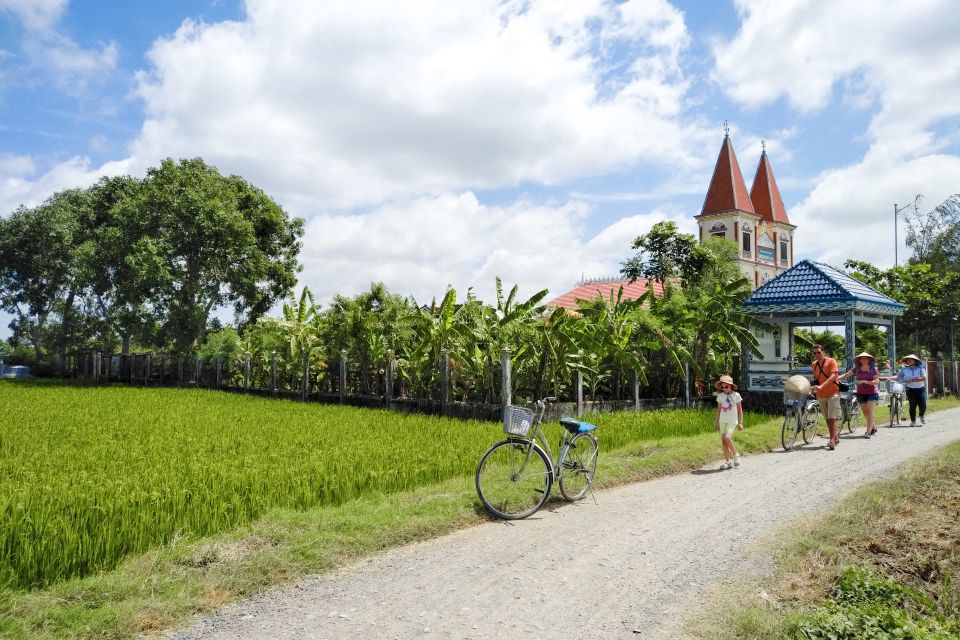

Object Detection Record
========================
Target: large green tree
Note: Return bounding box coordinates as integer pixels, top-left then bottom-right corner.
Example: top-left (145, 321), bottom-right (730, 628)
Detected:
top-left (0, 190), bottom-right (86, 359)
top-left (620, 220), bottom-right (719, 288)
top-left (137, 158), bottom-right (304, 351)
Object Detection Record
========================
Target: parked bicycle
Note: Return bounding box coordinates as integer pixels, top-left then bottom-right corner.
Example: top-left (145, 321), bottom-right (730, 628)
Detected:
top-left (782, 391), bottom-right (821, 450)
top-left (475, 398), bottom-right (599, 520)
top-left (886, 380), bottom-right (905, 426)
top-left (838, 390), bottom-right (861, 434)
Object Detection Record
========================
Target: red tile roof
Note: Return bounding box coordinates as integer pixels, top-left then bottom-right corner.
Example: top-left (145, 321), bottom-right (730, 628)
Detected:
top-left (700, 134), bottom-right (755, 216)
top-left (547, 278), bottom-right (665, 311)
top-left (750, 150), bottom-right (791, 224)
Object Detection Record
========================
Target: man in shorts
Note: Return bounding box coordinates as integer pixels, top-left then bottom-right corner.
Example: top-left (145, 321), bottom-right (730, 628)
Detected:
top-left (811, 344), bottom-right (842, 450)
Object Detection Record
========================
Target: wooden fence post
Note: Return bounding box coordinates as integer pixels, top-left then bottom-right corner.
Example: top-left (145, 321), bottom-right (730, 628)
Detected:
top-left (385, 350), bottom-right (394, 408)
top-left (440, 349), bottom-right (450, 416)
top-left (633, 369), bottom-right (640, 411)
top-left (244, 352), bottom-right (250, 390)
top-left (685, 362), bottom-right (690, 408)
top-left (501, 348), bottom-right (512, 421)
top-left (302, 350), bottom-right (309, 401)
top-left (215, 355), bottom-right (222, 389)
top-left (575, 370), bottom-right (583, 418)
top-left (270, 351), bottom-right (278, 396)
top-left (195, 358), bottom-right (202, 388)
top-left (177, 355), bottom-right (183, 387)
top-left (339, 350), bottom-right (347, 403)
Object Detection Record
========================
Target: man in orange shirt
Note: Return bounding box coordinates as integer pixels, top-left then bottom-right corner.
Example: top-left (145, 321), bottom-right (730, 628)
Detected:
top-left (811, 344), bottom-right (841, 450)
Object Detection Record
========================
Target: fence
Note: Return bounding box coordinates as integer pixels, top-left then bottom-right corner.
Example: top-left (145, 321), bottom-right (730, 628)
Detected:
top-left (64, 348), bottom-right (699, 421)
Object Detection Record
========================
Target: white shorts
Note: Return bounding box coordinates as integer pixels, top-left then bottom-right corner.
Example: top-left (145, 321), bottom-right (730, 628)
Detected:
top-left (719, 422), bottom-right (737, 436)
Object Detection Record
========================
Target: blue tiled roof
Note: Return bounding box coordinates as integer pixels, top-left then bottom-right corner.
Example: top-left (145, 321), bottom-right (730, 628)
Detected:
top-left (745, 260), bottom-right (905, 313)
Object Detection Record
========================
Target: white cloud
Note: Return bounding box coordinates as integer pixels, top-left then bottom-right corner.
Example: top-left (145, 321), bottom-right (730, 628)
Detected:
top-left (130, 0), bottom-right (701, 209)
top-left (298, 192), bottom-right (679, 307)
top-left (713, 0), bottom-right (960, 268)
top-left (0, 0), bottom-right (118, 98)
top-left (0, 0), bottom-right (67, 31)
top-left (792, 153), bottom-right (960, 268)
top-left (0, 155), bottom-right (131, 213)
top-left (714, 0), bottom-right (960, 140)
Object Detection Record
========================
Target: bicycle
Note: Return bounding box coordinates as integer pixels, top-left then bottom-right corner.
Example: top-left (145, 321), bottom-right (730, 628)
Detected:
top-left (475, 398), bottom-right (599, 520)
top-left (782, 391), bottom-right (821, 450)
top-left (886, 380), bottom-right (905, 426)
top-left (838, 390), bottom-right (861, 434)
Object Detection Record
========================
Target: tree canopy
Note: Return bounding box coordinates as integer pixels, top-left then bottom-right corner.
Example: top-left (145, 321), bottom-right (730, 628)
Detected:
top-left (0, 158), bottom-right (304, 358)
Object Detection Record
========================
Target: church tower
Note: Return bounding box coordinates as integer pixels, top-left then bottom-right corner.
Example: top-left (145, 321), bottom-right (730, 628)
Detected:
top-left (695, 129), bottom-right (795, 288)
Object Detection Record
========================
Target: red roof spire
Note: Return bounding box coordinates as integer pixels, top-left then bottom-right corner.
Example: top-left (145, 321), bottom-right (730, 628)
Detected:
top-left (749, 148), bottom-right (791, 224)
top-left (700, 133), bottom-right (755, 216)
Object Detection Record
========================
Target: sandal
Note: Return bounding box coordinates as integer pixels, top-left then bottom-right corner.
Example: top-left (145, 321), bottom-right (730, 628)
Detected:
top-left (827, 441), bottom-right (836, 450)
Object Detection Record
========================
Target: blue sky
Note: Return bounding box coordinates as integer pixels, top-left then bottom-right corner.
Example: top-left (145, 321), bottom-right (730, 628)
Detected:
top-left (2, 0), bottom-right (960, 336)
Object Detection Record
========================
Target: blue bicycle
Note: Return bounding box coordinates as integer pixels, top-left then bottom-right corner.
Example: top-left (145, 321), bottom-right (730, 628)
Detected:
top-left (475, 398), bottom-right (599, 519)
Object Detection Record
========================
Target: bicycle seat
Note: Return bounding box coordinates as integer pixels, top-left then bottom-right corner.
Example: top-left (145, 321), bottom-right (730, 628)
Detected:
top-left (560, 417), bottom-right (597, 433)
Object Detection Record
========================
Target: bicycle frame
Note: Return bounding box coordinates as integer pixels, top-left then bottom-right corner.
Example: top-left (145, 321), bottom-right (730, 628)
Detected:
top-left (521, 400), bottom-right (580, 478)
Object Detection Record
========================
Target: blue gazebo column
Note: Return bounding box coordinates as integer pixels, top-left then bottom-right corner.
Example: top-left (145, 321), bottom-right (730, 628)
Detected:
top-left (844, 311), bottom-right (856, 371)
top-left (887, 320), bottom-right (897, 372)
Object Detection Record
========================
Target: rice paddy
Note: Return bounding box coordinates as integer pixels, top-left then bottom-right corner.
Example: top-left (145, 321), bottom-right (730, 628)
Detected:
top-left (0, 380), bottom-right (741, 591)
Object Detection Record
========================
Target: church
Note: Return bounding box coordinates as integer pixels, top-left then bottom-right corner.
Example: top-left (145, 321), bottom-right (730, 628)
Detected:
top-left (695, 130), bottom-right (795, 288)
top-left (548, 130), bottom-right (793, 311)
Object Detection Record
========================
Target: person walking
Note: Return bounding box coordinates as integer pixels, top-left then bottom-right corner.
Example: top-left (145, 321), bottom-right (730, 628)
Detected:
top-left (714, 375), bottom-right (743, 470)
top-left (839, 351), bottom-right (880, 437)
top-left (811, 344), bottom-right (842, 450)
top-left (897, 354), bottom-right (927, 426)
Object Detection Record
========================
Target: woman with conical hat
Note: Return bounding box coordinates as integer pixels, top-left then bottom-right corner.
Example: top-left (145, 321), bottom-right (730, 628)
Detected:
top-left (838, 352), bottom-right (880, 436)
top-left (894, 354), bottom-right (927, 426)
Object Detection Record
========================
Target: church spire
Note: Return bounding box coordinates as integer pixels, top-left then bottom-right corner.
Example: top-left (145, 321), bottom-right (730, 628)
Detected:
top-left (749, 148), bottom-right (791, 224)
top-left (700, 132), bottom-right (755, 216)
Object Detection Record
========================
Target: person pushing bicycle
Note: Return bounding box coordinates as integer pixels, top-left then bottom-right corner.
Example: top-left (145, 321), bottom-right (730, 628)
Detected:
top-left (810, 344), bottom-right (842, 450)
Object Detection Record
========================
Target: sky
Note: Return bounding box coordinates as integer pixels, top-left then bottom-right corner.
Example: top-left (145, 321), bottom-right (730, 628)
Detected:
top-left (2, 0), bottom-right (960, 335)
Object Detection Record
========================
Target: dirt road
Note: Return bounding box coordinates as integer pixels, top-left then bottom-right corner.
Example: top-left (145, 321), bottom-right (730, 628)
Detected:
top-left (168, 408), bottom-right (960, 640)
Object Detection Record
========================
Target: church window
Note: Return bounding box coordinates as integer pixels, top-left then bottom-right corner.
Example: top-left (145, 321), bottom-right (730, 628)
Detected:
top-left (780, 239), bottom-right (789, 265)
top-left (742, 230), bottom-right (752, 255)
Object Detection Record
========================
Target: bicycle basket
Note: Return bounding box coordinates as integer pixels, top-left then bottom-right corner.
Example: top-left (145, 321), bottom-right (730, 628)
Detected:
top-left (886, 380), bottom-right (904, 395)
top-left (783, 392), bottom-right (801, 407)
top-left (503, 405), bottom-right (535, 436)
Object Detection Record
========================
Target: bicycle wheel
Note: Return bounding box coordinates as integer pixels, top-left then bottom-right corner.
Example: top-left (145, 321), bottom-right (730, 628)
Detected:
top-left (782, 409), bottom-right (800, 450)
top-left (889, 395), bottom-right (901, 427)
top-left (476, 438), bottom-right (552, 519)
top-left (846, 399), bottom-right (861, 433)
top-left (802, 402), bottom-right (821, 444)
top-left (558, 432), bottom-right (598, 501)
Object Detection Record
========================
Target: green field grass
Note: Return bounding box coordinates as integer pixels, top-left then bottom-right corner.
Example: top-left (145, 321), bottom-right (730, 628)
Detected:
top-left (0, 380), bottom-right (765, 591)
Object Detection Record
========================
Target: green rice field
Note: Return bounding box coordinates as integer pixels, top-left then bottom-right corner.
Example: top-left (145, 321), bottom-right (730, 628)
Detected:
top-left (0, 380), bottom-right (759, 591)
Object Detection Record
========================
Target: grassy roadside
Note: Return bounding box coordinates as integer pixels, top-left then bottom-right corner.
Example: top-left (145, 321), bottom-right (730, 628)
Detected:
top-left (2, 397), bottom-right (958, 639)
top-left (685, 400), bottom-right (960, 640)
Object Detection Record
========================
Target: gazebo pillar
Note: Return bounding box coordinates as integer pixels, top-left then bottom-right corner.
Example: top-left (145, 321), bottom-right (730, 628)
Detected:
top-left (887, 320), bottom-right (897, 371)
top-left (844, 311), bottom-right (856, 370)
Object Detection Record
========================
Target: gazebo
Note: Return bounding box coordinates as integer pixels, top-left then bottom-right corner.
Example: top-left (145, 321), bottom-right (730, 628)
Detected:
top-left (740, 260), bottom-right (905, 401)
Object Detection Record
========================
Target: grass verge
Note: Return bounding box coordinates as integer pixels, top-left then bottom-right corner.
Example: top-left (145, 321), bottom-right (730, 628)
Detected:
top-left (2, 395), bottom-right (958, 639)
top-left (684, 401), bottom-right (960, 640)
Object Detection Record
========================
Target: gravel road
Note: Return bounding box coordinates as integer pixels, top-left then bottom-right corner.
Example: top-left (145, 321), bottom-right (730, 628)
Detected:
top-left (167, 408), bottom-right (960, 640)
